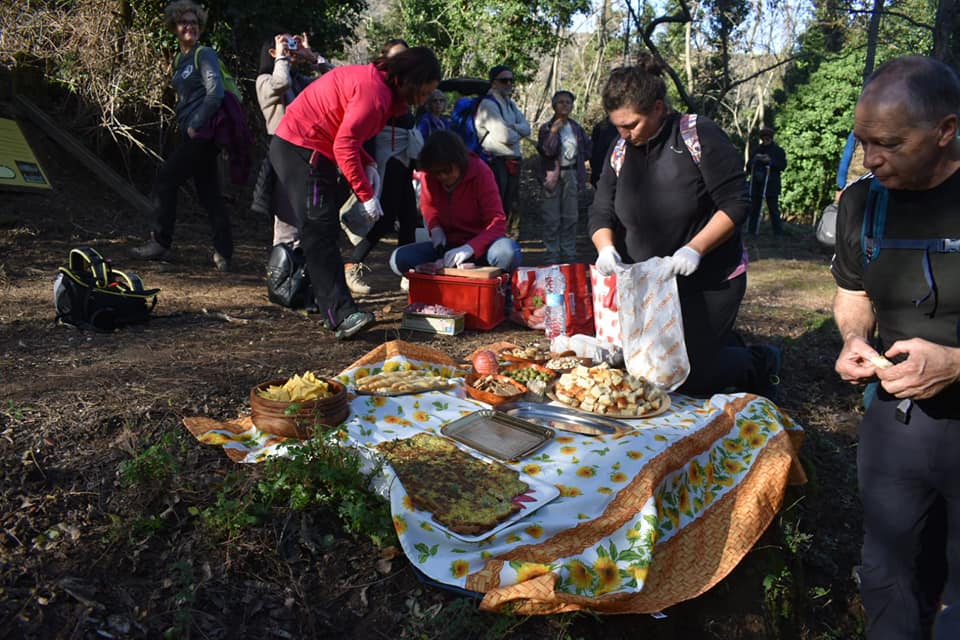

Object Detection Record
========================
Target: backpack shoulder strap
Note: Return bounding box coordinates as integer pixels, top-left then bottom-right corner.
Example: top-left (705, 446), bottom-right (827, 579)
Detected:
top-left (68, 247), bottom-right (110, 286)
top-left (609, 138), bottom-right (626, 177)
top-left (679, 114), bottom-right (702, 166)
top-left (861, 179), bottom-right (888, 263)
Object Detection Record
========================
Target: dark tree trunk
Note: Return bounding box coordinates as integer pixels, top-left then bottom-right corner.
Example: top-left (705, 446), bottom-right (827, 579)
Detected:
top-left (933, 0), bottom-right (960, 66)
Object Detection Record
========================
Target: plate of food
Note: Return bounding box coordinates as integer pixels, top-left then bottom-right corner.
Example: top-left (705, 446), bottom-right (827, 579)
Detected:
top-left (375, 433), bottom-right (560, 542)
top-left (464, 373), bottom-right (527, 406)
top-left (548, 363), bottom-right (671, 419)
top-left (353, 370), bottom-right (456, 396)
top-left (498, 345), bottom-right (550, 364)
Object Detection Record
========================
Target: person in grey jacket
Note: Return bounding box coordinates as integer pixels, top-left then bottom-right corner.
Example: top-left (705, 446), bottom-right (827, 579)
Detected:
top-left (252, 32), bottom-right (327, 247)
top-left (476, 65), bottom-right (531, 237)
top-left (536, 90), bottom-right (591, 263)
top-left (132, 0), bottom-right (233, 272)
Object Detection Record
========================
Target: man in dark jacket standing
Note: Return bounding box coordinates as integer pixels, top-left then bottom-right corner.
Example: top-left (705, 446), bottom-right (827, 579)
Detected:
top-left (746, 126), bottom-right (787, 236)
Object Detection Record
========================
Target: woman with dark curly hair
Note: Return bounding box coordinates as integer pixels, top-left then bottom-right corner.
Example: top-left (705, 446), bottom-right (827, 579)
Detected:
top-left (132, 0), bottom-right (234, 272)
top-left (269, 46), bottom-right (441, 339)
top-left (589, 56), bottom-right (780, 398)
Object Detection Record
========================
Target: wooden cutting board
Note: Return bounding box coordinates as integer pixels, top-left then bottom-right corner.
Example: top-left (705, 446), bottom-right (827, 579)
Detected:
top-left (441, 266), bottom-right (502, 279)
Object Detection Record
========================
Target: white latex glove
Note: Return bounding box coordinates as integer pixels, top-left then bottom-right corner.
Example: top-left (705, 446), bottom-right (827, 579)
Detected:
top-left (443, 244), bottom-right (474, 268)
top-left (595, 245), bottom-right (623, 276)
top-left (365, 164), bottom-right (382, 198)
top-left (430, 227), bottom-right (447, 249)
top-left (669, 246), bottom-right (702, 276)
top-left (361, 197), bottom-right (384, 223)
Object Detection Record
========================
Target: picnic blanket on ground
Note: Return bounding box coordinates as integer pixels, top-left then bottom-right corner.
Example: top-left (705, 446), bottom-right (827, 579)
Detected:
top-left (184, 340), bottom-right (805, 615)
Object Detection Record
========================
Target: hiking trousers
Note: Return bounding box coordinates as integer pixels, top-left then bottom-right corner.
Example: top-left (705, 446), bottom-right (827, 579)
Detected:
top-left (858, 392), bottom-right (960, 639)
top-left (747, 187), bottom-right (782, 235)
top-left (152, 135), bottom-right (233, 258)
top-left (269, 136), bottom-right (360, 328)
top-left (541, 168), bottom-right (579, 263)
top-left (490, 156), bottom-right (521, 236)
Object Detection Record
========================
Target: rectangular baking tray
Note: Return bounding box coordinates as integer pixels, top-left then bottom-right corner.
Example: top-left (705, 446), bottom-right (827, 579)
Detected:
top-left (495, 401), bottom-right (632, 436)
top-left (440, 410), bottom-right (554, 460)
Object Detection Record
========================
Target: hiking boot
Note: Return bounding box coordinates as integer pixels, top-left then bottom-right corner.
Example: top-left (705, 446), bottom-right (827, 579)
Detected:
top-left (345, 263), bottom-right (371, 295)
top-left (213, 252), bottom-right (232, 273)
top-left (750, 344), bottom-right (782, 403)
top-left (335, 311), bottom-right (375, 340)
top-left (132, 237), bottom-right (168, 260)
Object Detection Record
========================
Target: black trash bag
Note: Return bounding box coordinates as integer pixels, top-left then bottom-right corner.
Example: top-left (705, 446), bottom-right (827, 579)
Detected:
top-left (265, 243), bottom-right (315, 310)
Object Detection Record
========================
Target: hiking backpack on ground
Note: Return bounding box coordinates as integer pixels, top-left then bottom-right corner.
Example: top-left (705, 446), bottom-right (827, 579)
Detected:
top-left (265, 242), bottom-right (315, 310)
top-left (53, 247), bottom-right (159, 330)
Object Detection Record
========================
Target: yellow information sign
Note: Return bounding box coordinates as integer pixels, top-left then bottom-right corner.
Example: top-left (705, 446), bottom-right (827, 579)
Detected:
top-left (0, 118), bottom-right (51, 190)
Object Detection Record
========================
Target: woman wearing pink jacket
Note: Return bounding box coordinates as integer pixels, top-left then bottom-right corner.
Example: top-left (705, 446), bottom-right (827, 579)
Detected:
top-left (390, 130), bottom-right (522, 276)
top-left (269, 47), bottom-right (441, 339)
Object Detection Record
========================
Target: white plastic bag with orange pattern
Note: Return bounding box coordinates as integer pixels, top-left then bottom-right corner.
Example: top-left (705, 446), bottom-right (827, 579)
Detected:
top-left (590, 266), bottom-right (621, 347)
top-left (616, 257), bottom-right (689, 391)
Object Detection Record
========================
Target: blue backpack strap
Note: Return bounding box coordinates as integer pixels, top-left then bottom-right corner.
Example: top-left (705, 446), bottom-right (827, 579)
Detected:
top-left (860, 179), bottom-right (960, 317)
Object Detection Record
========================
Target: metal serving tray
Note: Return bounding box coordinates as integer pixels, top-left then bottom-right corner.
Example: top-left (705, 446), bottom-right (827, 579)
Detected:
top-left (496, 401), bottom-right (632, 436)
top-left (440, 410), bottom-right (554, 460)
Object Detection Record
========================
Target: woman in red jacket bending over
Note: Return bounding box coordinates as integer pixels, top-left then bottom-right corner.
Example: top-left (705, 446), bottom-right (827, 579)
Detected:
top-left (389, 130), bottom-right (522, 277)
top-left (269, 46), bottom-right (441, 339)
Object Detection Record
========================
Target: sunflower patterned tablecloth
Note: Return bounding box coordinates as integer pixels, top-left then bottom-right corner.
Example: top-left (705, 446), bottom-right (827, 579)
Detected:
top-left (184, 340), bottom-right (805, 615)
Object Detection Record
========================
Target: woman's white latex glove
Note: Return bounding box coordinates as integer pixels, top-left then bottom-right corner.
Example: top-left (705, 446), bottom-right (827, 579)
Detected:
top-left (443, 244), bottom-right (474, 268)
top-left (430, 227), bottom-right (447, 249)
top-left (361, 197), bottom-right (384, 223)
top-left (669, 246), bottom-right (701, 276)
top-left (365, 164), bottom-right (382, 198)
top-left (595, 245), bottom-right (623, 275)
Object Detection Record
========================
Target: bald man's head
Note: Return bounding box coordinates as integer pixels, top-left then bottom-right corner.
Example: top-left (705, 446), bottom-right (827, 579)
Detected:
top-left (860, 56), bottom-right (960, 125)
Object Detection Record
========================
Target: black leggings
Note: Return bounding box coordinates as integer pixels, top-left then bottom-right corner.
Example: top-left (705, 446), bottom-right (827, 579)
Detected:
top-left (269, 137), bottom-right (358, 327)
top-left (152, 136), bottom-right (233, 257)
top-left (676, 274), bottom-right (768, 396)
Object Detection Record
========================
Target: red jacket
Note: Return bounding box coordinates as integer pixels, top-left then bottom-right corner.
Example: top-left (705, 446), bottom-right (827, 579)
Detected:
top-left (419, 155), bottom-right (507, 257)
top-left (275, 63), bottom-right (408, 202)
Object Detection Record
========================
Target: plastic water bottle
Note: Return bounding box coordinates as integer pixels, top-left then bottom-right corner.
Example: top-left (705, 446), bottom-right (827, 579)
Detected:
top-left (544, 266), bottom-right (567, 339)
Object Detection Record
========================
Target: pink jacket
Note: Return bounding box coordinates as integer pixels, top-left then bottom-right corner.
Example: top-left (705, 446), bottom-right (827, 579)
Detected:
top-left (275, 63), bottom-right (408, 202)
top-left (419, 155), bottom-right (507, 257)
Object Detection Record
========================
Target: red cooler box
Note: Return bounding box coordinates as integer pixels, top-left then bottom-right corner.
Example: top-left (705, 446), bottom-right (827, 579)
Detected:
top-left (406, 272), bottom-right (510, 331)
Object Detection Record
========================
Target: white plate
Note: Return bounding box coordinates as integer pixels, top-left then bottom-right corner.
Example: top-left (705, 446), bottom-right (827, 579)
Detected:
top-left (391, 460), bottom-right (560, 543)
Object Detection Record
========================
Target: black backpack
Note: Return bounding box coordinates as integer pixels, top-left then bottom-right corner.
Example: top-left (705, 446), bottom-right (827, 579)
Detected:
top-left (53, 247), bottom-right (159, 330)
top-left (265, 243), bottom-right (315, 310)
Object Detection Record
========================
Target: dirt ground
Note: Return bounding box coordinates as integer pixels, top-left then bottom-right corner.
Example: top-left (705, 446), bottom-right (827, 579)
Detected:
top-left (0, 107), bottom-right (868, 639)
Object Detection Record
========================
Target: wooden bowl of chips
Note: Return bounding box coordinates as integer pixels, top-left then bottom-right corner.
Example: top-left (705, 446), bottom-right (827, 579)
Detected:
top-left (250, 375), bottom-right (349, 439)
top-left (464, 373), bottom-right (527, 406)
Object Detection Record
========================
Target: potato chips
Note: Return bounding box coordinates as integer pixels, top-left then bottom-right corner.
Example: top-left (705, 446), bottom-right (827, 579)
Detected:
top-left (257, 372), bottom-right (333, 402)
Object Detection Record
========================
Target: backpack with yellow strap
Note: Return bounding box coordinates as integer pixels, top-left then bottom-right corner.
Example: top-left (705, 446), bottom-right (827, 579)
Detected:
top-left (53, 247), bottom-right (160, 331)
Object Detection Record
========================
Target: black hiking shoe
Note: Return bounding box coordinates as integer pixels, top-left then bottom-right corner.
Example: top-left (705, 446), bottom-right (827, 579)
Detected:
top-left (335, 311), bottom-right (375, 340)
